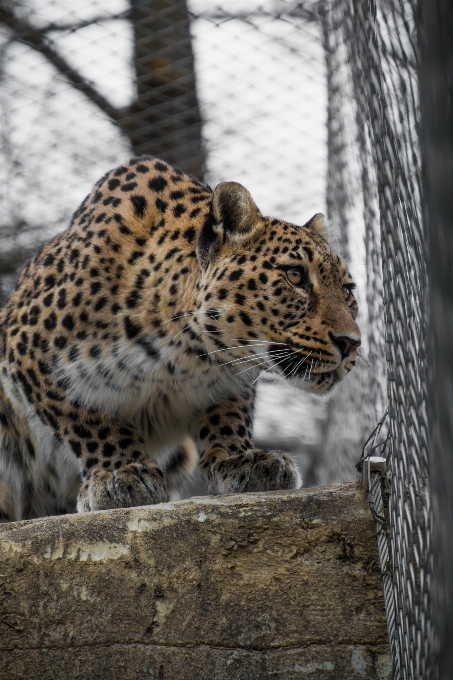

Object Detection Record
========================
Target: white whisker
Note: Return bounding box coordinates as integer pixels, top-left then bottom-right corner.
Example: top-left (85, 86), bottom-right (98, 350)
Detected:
top-left (252, 352), bottom-right (293, 385)
top-left (358, 353), bottom-right (375, 374)
top-left (199, 340), bottom-right (286, 358)
top-left (236, 360), bottom-right (273, 376)
top-left (290, 351), bottom-right (313, 378)
top-left (219, 348), bottom-right (291, 370)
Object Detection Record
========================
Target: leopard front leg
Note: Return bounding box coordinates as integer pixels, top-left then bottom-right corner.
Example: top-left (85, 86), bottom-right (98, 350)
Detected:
top-left (58, 415), bottom-right (169, 512)
top-left (198, 387), bottom-right (302, 494)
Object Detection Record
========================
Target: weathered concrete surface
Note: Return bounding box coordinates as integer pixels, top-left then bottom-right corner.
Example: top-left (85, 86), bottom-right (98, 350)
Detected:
top-left (0, 481), bottom-right (390, 679)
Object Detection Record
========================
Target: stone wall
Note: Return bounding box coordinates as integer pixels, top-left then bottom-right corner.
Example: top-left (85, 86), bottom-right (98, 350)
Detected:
top-left (0, 481), bottom-right (391, 679)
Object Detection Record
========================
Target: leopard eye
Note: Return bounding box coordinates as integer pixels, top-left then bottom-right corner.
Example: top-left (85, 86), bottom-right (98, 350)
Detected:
top-left (285, 267), bottom-right (308, 287)
top-left (343, 284), bottom-right (355, 302)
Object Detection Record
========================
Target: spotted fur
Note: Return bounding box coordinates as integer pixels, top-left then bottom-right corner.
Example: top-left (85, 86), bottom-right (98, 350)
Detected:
top-left (0, 157), bottom-right (360, 520)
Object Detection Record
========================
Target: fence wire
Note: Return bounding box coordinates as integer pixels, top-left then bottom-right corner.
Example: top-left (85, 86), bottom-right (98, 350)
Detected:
top-left (0, 0), bottom-right (437, 677)
top-left (326, 0), bottom-right (433, 677)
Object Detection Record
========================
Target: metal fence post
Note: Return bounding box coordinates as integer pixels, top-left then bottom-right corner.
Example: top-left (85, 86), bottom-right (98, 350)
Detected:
top-left (418, 1), bottom-right (453, 676)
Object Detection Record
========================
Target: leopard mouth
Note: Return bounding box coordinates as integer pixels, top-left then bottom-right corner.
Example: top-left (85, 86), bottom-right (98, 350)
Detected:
top-left (268, 343), bottom-right (349, 388)
top-left (269, 343), bottom-right (328, 379)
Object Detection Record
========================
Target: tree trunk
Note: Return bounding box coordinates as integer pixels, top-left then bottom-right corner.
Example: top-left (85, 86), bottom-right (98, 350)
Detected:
top-left (121, 0), bottom-right (205, 178)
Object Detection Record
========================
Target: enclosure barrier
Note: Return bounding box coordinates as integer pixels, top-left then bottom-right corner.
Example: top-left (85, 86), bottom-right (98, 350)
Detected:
top-left (324, 1), bottom-right (433, 677)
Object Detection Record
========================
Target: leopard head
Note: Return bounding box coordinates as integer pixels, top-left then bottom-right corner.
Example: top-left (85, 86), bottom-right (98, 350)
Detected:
top-left (196, 181), bottom-right (360, 394)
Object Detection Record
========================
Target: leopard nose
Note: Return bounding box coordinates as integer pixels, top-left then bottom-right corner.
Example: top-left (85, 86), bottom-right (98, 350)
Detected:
top-left (332, 334), bottom-right (361, 360)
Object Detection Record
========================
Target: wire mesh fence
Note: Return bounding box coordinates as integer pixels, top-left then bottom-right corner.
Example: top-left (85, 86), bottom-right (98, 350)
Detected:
top-left (329, 0), bottom-right (433, 677)
top-left (0, 0), bottom-right (440, 676)
top-left (344, 2), bottom-right (431, 677)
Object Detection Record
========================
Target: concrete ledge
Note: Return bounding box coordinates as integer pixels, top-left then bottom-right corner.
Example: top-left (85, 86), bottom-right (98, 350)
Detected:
top-left (0, 481), bottom-right (390, 679)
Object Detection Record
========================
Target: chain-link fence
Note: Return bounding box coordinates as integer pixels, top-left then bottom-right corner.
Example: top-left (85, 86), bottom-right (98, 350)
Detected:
top-left (324, 1), bottom-right (432, 678)
top-left (0, 0), bottom-right (445, 676)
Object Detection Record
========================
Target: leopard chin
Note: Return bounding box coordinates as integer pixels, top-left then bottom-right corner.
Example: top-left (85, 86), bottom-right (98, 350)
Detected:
top-left (288, 371), bottom-right (335, 395)
top-left (288, 363), bottom-right (356, 395)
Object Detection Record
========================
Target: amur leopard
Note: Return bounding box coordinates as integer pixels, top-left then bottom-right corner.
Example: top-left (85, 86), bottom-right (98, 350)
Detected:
top-left (0, 157), bottom-right (360, 521)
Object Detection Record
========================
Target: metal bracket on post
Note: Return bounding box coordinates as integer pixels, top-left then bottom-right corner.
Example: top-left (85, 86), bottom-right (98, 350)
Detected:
top-left (361, 456), bottom-right (386, 492)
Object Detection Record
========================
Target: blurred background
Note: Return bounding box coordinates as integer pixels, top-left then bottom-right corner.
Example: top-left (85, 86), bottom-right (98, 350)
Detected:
top-left (0, 0), bottom-right (386, 491)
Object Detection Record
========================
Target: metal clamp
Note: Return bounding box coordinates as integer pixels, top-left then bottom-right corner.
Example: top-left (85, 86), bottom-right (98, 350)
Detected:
top-left (361, 456), bottom-right (387, 491)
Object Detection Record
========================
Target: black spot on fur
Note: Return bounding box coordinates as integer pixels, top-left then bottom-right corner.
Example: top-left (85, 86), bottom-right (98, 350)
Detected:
top-left (173, 204), bottom-right (186, 218)
top-left (229, 269), bottom-right (244, 282)
top-left (148, 176), bottom-right (168, 193)
top-left (69, 440), bottom-right (82, 457)
top-left (90, 346), bottom-right (102, 359)
top-left (137, 337), bottom-right (160, 359)
top-left (44, 275), bottom-right (56, 289)
top-left (127, 251), bottom-right (144, 265)
top-left (54, 336), bottom-right (67, 349)
top-left (155, 198), bottom-right (168, 213)
top-left (220, 425), bottom-right (233, 436)
top-left (94, 297), bottom-right (108, 312)
top-left (44, 312), bottom-right (57, 331)
top-left (86, 457), bottom-right (99, 468)
top-left (124, 316), bottom-right (143, 339)
top-left (126, 290), bottom-right (140, 309)
top-left (62, 314), bottom-right (75, 331)
top-left (69, 347), bottom-right (80, 361)
top-left (102, 442), bottom-right (116, 457)
top-left (43, 293), bottom-right (54, 307)
top-left (121, 182), bottom-right (138, 192)
top-left (73, 424), bottom-right (92, 439)
top-left (184, 227), bottom-right (196, 243)
top-left (57, 289), bottom-right (67, 309)
top-left (72, 292), bottom-right (83, 307)
top-left (239, 311), bottom-right (253, 326)
top-left (130, 195), bottom-right (148, 217)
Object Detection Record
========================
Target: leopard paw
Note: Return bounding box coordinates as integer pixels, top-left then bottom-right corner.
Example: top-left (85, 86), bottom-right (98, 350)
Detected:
top-left (206, 449), bottom-right (302, 494)
top-left (77, 461), bottom-right (169, 512)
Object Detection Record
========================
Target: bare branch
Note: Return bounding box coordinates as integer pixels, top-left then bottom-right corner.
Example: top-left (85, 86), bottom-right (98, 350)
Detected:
top-left (0, 2), bottom-right (123, 128)
top-left (189, 3), bottom-right (320, 24)
top-left (40, 10), bottom-right (131, 35)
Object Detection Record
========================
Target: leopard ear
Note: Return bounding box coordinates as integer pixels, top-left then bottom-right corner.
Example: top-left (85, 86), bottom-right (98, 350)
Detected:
top-left (304, 213), bottom-right (329, 241)
top-left (197, 182), bottom-right (262, 268)
top-left (212, 182), bottom-right (261, 239)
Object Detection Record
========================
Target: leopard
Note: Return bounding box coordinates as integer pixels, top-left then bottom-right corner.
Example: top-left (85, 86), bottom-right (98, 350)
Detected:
top-left (0, 156), bottom-right (360, 521)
